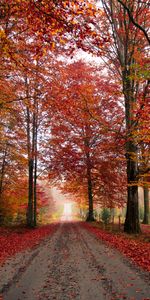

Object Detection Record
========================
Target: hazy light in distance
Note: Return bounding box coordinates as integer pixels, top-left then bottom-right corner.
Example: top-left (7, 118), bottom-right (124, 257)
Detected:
top-left (63, 202), bottom-right (72, 216)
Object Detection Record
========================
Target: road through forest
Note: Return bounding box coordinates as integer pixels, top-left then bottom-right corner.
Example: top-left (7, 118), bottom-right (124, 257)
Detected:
top-left (1, 222), bottom-right (150, 300)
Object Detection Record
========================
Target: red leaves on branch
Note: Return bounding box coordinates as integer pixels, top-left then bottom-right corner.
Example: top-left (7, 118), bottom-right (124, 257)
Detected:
top-left (45, 61), bottom-right (126, 208)
top-left (82, 222), bottom-right (150, 272)
top-left (0, 224), bottom-right (58, 265)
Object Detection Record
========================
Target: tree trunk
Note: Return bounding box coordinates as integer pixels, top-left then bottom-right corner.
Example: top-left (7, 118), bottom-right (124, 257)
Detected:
top-left (33, 111), bottom-right (38, 227)
top-left (25, 73), bottom-right (39, 228)
top-left (33, 156), bottom-right (37, 227)
top-left (0, 146), bottom-right (7, 224)
top-left (101, 0), bottom-right (141, 234)
top-left (26, 86), bottom-right (34, 227)
top-left (123, 70), bottom-right (140, 234)
top-left (143, 186), bottom-right (150, 224)
top-left (86, 162), bottom-right (95, 221)
top-left (85, 136), bottom-right (95, 222)
top-left (124, 181), bottom-right (140, 233)
top-left (27, 158), bottom-right (34, 227)
top-left (0, 146), bottom-right (7, 196)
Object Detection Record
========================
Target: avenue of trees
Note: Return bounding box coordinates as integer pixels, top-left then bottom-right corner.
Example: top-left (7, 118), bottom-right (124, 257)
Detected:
top-left (0, 0), bottom-right (149, 233)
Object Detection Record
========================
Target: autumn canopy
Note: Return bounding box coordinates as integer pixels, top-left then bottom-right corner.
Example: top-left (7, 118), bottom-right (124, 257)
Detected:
top-left (0, 0), bottom-right (149, 233)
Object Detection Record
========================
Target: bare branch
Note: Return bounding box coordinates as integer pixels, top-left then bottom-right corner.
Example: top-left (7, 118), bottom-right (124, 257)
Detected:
top-left (117, 0), bottom-right (150, 45)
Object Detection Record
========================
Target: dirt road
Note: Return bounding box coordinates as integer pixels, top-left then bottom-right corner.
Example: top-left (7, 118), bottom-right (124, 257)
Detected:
top-left (1, 222), bottom-right (150, 300)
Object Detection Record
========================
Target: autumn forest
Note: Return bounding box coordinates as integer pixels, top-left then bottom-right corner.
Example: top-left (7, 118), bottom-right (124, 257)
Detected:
top-left (0, 0), bottom-right (150, 236)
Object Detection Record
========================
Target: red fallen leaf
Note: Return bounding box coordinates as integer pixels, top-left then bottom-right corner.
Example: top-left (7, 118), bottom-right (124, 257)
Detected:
top-left (43, 285), bottom-right (48, 288)
top-left (81, 223), bottom-right (150, 272)
top-left (127, 283), bottom-right (134, 287)
top-left (0, 224), bottom-right (58, 265)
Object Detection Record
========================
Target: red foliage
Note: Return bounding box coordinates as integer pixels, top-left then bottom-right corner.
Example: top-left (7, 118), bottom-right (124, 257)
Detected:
top-left (0, 224), bottom-right (58, 265)
top-left (82, 222), bottom-right (150, 272)
top-left (141, 224), bottom-right (150, 234)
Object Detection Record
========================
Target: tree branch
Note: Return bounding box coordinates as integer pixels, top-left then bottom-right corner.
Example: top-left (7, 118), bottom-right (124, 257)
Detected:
top-left (117, 0), bottom-right (150, 45)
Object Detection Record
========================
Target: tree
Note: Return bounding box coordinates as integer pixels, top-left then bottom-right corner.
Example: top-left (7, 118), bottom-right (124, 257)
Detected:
top-left (116, 0), bottom-right (150, 44)
top-left (44, 61), bottom-right (126, 220)
top-left (139, 145), bottom-right (150, 225)
top-left (101, 0), bottom-right (149, 233)
top-left (14, 57), bottom-right (47, 227)
top-left (0, 112), bottom-right (27, 224)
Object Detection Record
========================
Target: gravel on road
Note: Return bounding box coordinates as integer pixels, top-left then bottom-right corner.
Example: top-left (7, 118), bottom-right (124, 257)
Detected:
top-left (1, 222), bottom-right (150, 300)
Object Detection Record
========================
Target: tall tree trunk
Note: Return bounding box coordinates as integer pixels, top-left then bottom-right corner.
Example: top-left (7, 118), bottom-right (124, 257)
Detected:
top-left (33, 106), bottom-right (38, 227)
top-left (26, 86), bottom-right (34, 227)
top-left (27, 158), bottom-right (34, 227)
top-left (124, 154), bottom-right (140, 233)
top-left (33, 68), bottom-right (39, 227)
top-left (143, 186), bottom-right (150, 224)
top-left (0, 146), bottom-right (7, 198)
top-left (25, 71), bottom-right (39, 228)
top-left (84, 135), bottom-right (95, 222)
top-left (123, 70), bottom-right (140, 233)
top-left (33, 154), bottom-right (37, 227)
top-left (86, 157), bottom-right (95, 221)
top-left (101, 0), bottom-right (142, 233)
top-left (0, 146), bottom-right (7, 224)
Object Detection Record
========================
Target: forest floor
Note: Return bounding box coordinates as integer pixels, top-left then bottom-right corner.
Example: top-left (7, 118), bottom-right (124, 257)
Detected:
top-left (0, 222), bottom-right (150, 300)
